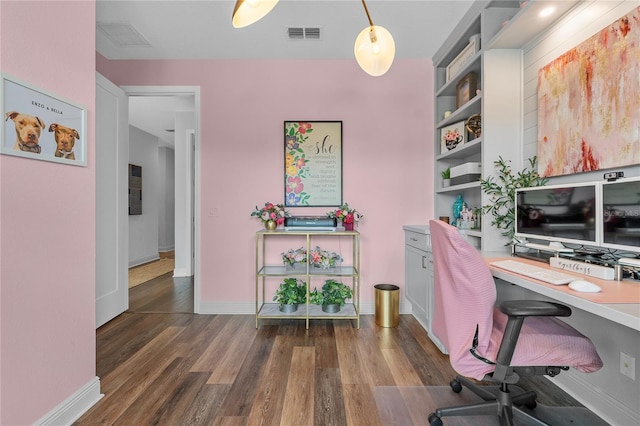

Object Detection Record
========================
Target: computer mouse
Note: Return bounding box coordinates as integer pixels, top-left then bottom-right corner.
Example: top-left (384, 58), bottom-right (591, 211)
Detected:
top-left (568, 280), bottom-right (602, 293)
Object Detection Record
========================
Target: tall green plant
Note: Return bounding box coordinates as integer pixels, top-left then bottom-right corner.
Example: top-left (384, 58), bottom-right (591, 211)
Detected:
top-left (480, 156), bottom-right (547, 243)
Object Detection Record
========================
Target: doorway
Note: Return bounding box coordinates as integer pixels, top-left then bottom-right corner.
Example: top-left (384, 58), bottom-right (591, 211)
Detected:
top-left (124, 86), bottom-right (201, 314)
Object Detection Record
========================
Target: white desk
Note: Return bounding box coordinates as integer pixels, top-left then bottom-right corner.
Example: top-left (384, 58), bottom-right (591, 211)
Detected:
top-left (485, 255), bottom-right (640, 426)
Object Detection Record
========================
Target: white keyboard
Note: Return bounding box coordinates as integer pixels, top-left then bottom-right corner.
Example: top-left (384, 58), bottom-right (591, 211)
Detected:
top-left (490, 259), bottom-right (576, 285)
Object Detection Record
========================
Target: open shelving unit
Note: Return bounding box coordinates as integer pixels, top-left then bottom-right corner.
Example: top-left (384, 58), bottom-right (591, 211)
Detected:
top-left (254, 229), bottom-right (360, 329)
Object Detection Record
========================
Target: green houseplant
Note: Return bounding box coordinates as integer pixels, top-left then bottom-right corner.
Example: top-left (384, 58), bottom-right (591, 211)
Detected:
top-left (309, 279), bottom-right (353, 313)
top-left (480, 156), bottom-right (547, 244)
top-left (441, 167), bottom-right (451, 187)
top-left (273, 278), bottom-right (307, 312)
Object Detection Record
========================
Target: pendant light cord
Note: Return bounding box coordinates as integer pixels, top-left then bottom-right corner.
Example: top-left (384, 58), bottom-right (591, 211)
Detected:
top-left (361, 0), bottom-right (374, 27)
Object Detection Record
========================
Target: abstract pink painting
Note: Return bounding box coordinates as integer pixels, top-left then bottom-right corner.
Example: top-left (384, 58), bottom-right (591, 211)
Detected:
top-left (537, 6), bottom-right (640, 177)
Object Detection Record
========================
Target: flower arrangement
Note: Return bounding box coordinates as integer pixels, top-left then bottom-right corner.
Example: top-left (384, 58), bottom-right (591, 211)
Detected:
top-left (309, 246), bottom-right (342, 269)
top-left (250, 202), bottom-right (289, 225)
top-left (326, 203), bottom-right (363, 225)
top-left (281, 247), bottom-right (307, 266)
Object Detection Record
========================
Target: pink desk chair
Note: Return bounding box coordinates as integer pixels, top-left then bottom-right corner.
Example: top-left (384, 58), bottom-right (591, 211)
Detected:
top-left (427, 219), bottom-right (603, 426)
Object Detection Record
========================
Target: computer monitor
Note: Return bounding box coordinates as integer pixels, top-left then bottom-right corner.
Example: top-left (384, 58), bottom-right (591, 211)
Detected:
top-left (601, 177), bottom-right (640, 254)
top-left (515, 182), bottom-right (599, 247)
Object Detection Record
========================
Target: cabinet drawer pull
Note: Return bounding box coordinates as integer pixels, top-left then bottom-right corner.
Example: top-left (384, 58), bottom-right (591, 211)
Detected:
top-left (422, 256), bottom-right (427, 269)
top-left (410, 237), bottom-right (419, 242)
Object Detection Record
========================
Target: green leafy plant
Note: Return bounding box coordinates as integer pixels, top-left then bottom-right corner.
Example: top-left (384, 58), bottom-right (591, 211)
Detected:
top-left (273, 278), bottom-right (307, 307)
top-left (441, 167), bottom-right (451, 180)
top-left (309, 279), bottom-right (353, 307)
top-left (480, 156), bottom-right (547, 243)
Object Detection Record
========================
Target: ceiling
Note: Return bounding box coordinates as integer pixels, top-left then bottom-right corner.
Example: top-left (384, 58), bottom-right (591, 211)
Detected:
top-left (96, 0), bottom-right (477, 147)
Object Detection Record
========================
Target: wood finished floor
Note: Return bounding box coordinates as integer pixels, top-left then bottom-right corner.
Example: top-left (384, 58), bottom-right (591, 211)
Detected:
top-left (76, 307), bottom-right (585, 425)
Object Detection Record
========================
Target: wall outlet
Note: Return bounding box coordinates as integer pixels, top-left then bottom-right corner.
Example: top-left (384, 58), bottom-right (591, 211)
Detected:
top-left (209, 207), bottom-right (220, 217)
top-left (620, 352), bottom-right (636, 380)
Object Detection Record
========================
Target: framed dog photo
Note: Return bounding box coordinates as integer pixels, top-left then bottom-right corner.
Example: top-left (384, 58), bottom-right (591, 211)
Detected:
top-left (1, 74), bottom-right (87, 166)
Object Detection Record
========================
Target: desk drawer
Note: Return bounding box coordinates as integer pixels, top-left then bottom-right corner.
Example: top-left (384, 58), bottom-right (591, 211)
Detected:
top-left (405, 231), bottom-right (431, 252)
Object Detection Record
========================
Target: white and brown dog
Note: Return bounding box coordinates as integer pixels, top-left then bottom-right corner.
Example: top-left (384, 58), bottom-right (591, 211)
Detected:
top-left (5, 111), bottom-right (45, 154)
top-left (49, 123), bottom-right (79, 160)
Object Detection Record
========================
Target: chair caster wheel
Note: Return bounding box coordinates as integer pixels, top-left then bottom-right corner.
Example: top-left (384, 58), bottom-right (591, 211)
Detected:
top-left (450, 378), bottom-right (462, 393)
top-left (428, 413), bottom-right (443, 426)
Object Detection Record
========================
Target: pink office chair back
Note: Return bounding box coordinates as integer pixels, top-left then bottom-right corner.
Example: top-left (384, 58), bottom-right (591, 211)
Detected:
top-left (430, 219), bottom-right (499, 379)
top-left (429, 219), bottom-right (603, 380)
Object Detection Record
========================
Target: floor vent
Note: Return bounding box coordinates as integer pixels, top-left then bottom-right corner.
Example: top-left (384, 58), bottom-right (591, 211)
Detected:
top-left (287, 27), bottom-right (322, 41)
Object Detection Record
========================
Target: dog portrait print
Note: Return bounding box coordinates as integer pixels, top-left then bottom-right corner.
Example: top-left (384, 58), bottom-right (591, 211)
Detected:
top-left (5, 111), bottom-right (45, 154)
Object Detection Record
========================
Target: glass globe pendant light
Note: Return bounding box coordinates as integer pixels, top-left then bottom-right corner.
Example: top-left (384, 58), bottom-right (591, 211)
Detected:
top-left (354, 0), bottom-right (395, 76)
top-left (232, 0), bottom-right (279, 29)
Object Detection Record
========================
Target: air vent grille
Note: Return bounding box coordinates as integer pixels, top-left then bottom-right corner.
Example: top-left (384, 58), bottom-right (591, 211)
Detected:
top-left (97, 22), bottom-right (151, 47)
top-left (287, 27), bottom-right (322, 41)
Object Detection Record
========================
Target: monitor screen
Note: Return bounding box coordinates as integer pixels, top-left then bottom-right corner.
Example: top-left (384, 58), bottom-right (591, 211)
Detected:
top-left (515, 183), bottom-right (598, 246)
top-left (601, 177), bottom-right (640, 253)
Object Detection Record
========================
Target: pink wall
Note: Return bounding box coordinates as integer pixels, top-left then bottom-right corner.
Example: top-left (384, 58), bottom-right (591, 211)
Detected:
top-left (100, 57), bottom-right (435, 305)
top-left (1, 1), bottom-right (96, 424)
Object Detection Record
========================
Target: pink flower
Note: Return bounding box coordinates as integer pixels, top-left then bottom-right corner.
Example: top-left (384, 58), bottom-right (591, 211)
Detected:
top-left (287, 175), bottom-right (304, 194)
top-left (298, 122), bottom-right (312, 134)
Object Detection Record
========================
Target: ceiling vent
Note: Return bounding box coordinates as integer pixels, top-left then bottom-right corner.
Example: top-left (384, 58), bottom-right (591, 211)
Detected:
top-left (286, 27), bottom-right (322, 41)
top-left (97, 22), bottom-right (151, 47)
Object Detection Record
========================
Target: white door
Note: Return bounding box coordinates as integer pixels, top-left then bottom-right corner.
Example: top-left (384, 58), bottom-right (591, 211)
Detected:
top-left (95, 73), bottom-right (129, 328)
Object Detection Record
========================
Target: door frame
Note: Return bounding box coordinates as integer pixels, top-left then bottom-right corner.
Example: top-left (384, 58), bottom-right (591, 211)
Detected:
top-left (122, 85), bottom-right (201, 313)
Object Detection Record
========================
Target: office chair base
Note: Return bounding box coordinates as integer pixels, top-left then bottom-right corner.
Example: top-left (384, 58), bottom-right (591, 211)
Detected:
top-left (428, 375), bottom-right (550, 426)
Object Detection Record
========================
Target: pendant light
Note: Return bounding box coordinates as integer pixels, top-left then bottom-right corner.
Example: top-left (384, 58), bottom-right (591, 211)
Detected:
top-left (354, 0), bottom-right (395, 76)
top-left (232, 0), bottom-right (279, 29)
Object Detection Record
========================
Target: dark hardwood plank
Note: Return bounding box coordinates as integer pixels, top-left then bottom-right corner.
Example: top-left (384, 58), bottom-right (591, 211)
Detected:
top-left (76, 314), bottom-right (590, 426)
top-left (129, 274), bottom-right (194, 313)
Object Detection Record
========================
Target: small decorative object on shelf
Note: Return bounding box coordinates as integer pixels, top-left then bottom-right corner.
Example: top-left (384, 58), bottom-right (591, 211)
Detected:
top-left (282, 247), bottom-right (307, 270)
top-left (327, 203), bottom-right (363, 231)
top-left (441, 167), bottom-right (451, 187)
top-left (273, 278), bottom-right (307, 313)
top-left (456, 72), bottom-right (478, 109)
top-left (310, 279), bottom-right (353, 313)
top-left (466, 114), bottom-right (481, 139)
top-left (440, 121), bottom-right (467, 154)
top-left (251, 202), bottom-right (289, 230)
top-left (459, 205), bottom-right (475, 229)
top-left (452, 194), bottom-right (465, 227)
top-left (309, 246), bottom-right (342, 270)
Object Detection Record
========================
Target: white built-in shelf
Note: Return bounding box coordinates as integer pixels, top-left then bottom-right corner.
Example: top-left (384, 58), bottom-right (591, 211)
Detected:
top-left (437, 181), bottom-right (481, 194)
top-left (437, 137), bottom-right (482, 160)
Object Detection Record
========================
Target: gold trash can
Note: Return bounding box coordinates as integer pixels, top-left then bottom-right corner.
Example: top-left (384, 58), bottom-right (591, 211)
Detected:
top-left (374, 284), bottom-right (399, 327)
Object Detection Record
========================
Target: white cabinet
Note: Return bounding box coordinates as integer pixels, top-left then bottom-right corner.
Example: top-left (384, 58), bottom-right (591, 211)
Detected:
top-left (403, 225), bottom-right (446, 354)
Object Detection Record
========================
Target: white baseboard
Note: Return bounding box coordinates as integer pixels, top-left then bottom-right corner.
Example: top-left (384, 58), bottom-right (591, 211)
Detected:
top-left (34, 376), bottom-right (103, 426)
top-left (128, 254), bottom-right (160, 268)
top-left (549, 369), bottom-right (638, 426)
top-left (173, 267), bottom-right (190, 277)
top-left (158, 245), bottom-right (174, 253)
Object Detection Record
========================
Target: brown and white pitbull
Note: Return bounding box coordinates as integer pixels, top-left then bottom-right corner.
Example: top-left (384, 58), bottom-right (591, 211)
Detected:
top-left (49, 123), bottom-right (79, 160)
top-left (5, 111), bottom-right (45, 154)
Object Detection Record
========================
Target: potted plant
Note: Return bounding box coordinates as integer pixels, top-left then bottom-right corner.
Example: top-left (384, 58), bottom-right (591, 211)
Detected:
top-left (441, 167), bottom-right (451, 187)
top-left (273, 278), bottom-right (307, 312)
top-left (309, 279), bottom-right (353, 313)
top-left (251, 202), bottom-right (289, 231)
top-left (480, 156), bottom-right (547, 244)
top-left (326, 203), bottom-right (363, 231)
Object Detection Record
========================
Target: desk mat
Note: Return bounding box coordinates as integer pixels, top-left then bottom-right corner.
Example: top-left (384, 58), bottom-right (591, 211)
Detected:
top-left (487, 257), bottom-right (640, 304)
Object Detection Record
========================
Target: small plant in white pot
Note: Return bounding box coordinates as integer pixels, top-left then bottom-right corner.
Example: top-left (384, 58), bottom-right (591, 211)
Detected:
top-left (309, 279), bottom-right (353, 313)
top-left (441, 167), bottom-right (451, 187)
top-left (273, 278), bottom-right (307, 313)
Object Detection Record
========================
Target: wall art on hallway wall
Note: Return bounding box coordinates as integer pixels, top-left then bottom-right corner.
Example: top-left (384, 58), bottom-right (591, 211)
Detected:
top-left (1, 74), bottom-right (87, 166)
top-left (537, 6), bottom-right (640, 177)
top-left (284, 121), bottom-right (342, 207)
